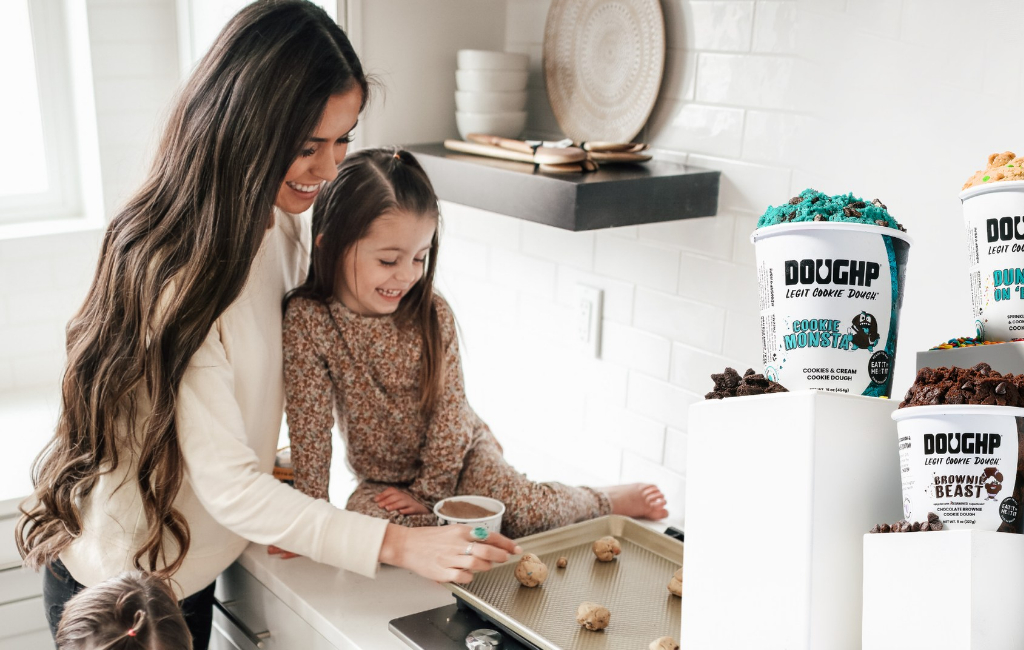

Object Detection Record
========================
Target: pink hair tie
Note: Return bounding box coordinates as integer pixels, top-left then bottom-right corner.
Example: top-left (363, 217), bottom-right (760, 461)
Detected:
top-left (127, 628), bottom-right (137, 637)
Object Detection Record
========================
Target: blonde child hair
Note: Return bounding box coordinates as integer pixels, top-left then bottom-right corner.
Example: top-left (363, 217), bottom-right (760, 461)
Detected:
top-left (55, 571), bottom-right (191, 650)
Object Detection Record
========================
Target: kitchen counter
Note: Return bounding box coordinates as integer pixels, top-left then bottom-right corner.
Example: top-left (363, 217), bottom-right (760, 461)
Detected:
top-left (231, 542), bottom-right (454, 650)
top-left (227, 513), bottom-right (681, 650)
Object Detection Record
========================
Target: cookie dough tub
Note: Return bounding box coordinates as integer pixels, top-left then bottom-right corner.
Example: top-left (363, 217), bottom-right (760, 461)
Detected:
top-left (444, 515), bottom-right (683, 650)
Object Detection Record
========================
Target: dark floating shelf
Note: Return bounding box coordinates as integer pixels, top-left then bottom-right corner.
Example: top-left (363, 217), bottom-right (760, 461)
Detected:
top-left (405, 143), bottom-right (721, 232)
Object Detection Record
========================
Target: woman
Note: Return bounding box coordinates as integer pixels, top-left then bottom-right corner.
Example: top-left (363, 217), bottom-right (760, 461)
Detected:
top-left (16, 3), bottom-right (517, 648)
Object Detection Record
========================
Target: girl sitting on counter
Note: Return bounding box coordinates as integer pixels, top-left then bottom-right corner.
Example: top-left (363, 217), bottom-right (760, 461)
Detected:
top-left (281, 148), bottom-right (670, 539)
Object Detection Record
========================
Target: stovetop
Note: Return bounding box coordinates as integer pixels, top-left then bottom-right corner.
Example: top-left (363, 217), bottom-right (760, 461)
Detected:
top-left (390, 600), bottom-right (533, 650)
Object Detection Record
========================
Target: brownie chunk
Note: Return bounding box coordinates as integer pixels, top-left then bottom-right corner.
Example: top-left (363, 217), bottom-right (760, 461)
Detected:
top-left (705, 367), bottom-right (788, 399)
top-left (898, 363), bottom-right (1024, 408)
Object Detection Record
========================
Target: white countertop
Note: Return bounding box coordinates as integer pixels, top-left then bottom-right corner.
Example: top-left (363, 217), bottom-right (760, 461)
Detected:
top-left (235, 542), bottom-right (454, 650)
top-left (232, 512), bottom-right (682, 650)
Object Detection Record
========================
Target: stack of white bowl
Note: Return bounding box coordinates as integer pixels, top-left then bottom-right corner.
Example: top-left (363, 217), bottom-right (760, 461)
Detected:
top-left (455, 50), bottom-right (529, 140)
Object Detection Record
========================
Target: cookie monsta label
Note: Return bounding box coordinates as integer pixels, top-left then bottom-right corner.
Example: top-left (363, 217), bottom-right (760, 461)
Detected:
top-left (753, 223), bottom-right (909, 397)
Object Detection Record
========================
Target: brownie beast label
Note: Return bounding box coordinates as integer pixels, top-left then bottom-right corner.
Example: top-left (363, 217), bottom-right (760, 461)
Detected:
top-left (897, 414), bottom-right (1023, 532)
top-left (752, 224), bottom-right (909, 397)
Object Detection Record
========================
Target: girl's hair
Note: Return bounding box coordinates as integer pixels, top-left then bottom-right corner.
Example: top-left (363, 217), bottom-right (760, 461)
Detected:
top-left (17, 0), bottom-right (368, 578)
top-left (286, 148), bottom-right (444, 416)
top-left (55, 571), bottom-right (192, 650)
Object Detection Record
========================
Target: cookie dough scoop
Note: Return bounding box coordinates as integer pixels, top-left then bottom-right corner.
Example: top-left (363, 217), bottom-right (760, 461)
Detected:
top-left (575, 602), bottom-right (610, 631)
top-left (650, 637), bottom-right (680, 650)
top-left (668, 567), bottom-right (682, 597)
top-left (592, 536), bottom-right (621, 562)
top-left (513, 553), bottom-right (548, 588)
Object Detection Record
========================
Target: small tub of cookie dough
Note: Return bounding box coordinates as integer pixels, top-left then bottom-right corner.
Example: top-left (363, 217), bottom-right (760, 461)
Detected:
top-left (960, 174), bottom-right (1024, 341)
top-left (751, 189), bottom-right (912, 396)
top-left (434, 495), bottom-right (505, 534)
top-left (893, 405), bottom-right (1024, 532)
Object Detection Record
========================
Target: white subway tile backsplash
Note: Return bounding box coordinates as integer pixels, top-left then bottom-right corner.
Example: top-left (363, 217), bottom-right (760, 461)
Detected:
top-left (752, 1), bottom-right (797, 54)
top-left (574, 357), bottom-right (630, 408)
top-left (555, 268), bottom-right (635, 325)
top-left (669, 342), bottom-right (747, 395)
top-left (742, 109), bottom-right (805, 166)
top-left (441, 202), bottom-right (522, 251)
top-left (603, 226), bottom-right (639, 239)
top-left (594, 236), bottom-right (680, 294)
top-left (0, 359), bottom-right (13, 392)
top-left (12, 351), bottom-right (66, 390)
top-left (517, 293), bottom-right (575, 343)
top-left (584, 397), bottom-right (666, 464)
top-left (731, 212), bottom-right (759, 266)
top-left (438, 237), bottom-right (488, 278)
top-left (626, 371), bottom-right (700, 431)
top-left (649, 102), bottom-right (746, 159)
top-left (659, 48), bottom-right (697, 102)
top-left (688, 1), bottom-right (755, 52)
top-left (677, 252), bottom-right (759, 311)
top-left (5, 290), bottom-right (81, 327)
top-left (722, 309), bottom-right (762, 368)
top-left (639, 214), bottom-right (736, 261)
top-left (521, 222), bottom-right (595, 270)
top-left (844, 0), bottom-right (904, 39)
top-left (687, 153), bottom-right (792, 213)
top-left (601, 321), bottom-right (672, 380)
top-left (664, 427), bottom-right (688, 475)
top-left (634, 288), bottom-right (726, 352)
top-left (488, 248), bottom-right (557, 299)
top-left (695, 53), bottom-right (797, 110)
top-left (0, 323), bottom-right (65, 359)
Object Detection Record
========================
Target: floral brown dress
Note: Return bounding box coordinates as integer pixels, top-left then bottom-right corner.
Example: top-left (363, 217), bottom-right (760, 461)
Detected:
top-left (282, 294), bottom-right (611, 538)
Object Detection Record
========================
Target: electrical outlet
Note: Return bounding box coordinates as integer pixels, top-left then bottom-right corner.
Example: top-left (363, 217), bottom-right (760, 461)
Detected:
top-left (574, 284), bottom-right (603, 358)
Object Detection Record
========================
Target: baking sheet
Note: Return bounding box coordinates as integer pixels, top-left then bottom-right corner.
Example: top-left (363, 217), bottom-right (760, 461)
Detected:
top-left (446, 516), bottom-right (682, 650)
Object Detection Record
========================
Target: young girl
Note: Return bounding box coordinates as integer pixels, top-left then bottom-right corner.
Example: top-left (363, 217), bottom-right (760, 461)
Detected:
top-left (55, 571), bottom-right (191, 650)
top-left (18, 3), bottom-right (516, 647)
top-left (283, 149), bottom-right (669, 538)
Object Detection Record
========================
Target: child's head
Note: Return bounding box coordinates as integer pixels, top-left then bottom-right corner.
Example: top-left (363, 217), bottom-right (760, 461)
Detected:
top-left (55, 571), bottom-right (191, 650)
top-left (302, 148), bottom-right (441, 319)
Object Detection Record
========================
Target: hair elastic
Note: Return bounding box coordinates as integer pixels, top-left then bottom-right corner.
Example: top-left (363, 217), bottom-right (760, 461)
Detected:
top-left (393, 151), bottom-right (401, 161)
top-left (127, 610), bottom-right (146, 638)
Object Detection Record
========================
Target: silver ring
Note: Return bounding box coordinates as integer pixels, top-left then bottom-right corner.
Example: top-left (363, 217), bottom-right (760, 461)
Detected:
top-left (463, 542), bottom-right (475, 556)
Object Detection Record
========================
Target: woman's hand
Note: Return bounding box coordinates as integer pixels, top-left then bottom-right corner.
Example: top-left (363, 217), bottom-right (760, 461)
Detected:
top-left (378, 524), bottom-right (521, 584)
top-left (374, 487), bottom-right (430, 515)
top-left (267, 545), bottom-right (301, 559)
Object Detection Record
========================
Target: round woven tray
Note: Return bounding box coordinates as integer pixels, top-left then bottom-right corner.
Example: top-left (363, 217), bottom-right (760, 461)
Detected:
top-left (543, 0), bottom-right (665, 143)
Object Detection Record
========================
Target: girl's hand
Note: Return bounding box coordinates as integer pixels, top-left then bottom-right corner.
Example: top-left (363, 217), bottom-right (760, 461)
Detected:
top-left (267, 545), bottom-right (301, 560)
top-left (378, 524), bottom-right (521, 584)
top-left (374, 487), bottom-right (431, 515)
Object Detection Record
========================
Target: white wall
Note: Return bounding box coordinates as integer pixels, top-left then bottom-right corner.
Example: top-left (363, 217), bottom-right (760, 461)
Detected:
top-left (434, 0), bottom-right (1024, 526)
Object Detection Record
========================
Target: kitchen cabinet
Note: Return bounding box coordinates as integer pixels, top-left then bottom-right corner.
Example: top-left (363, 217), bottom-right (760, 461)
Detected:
top-left (0, 498), bottom-right (49, 650)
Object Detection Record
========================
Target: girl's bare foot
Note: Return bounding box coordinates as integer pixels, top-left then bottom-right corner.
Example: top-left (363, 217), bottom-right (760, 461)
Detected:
top-left (602, 483), bottom-right (669, 520)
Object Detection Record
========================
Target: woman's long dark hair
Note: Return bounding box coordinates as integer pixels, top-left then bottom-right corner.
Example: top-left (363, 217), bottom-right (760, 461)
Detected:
top-left (286, 148), bottom-right (445, 416)
top-left (17, 0), bottom-right (368, 578)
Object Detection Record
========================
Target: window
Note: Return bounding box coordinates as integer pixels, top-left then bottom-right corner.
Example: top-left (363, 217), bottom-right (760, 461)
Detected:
top-left (0, 0), bottom-right (80, 224)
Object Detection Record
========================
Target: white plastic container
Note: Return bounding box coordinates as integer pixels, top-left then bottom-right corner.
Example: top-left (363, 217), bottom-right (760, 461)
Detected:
top-left (892, 404), bottom-right (1024, 532)
top-left (457, 49), bottom-right (529, 71)
top-left (751, 222), bottom-right (912, 397)
top-left (960, 180), bottom-right (1024, 341)
top-left (433, 495), bottom-right (505, 534)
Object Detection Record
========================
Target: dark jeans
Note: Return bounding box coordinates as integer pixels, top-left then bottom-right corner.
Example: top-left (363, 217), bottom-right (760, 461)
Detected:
top-left (42, 559), bottom-right (216, 650)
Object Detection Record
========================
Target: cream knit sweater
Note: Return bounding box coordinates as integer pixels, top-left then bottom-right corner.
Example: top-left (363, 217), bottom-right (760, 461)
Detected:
top-left (60, 209), bottom-right (389, 598)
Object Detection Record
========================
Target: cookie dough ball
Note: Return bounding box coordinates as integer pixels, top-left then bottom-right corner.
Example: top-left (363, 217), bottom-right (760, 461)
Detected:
top-left (556, 556), bottom-right (568, 568)
top-left (592, 536), bottom-right (621, 562)
top-left (668, 568), bottom-right (682, 597)
top-left (650, 637), bottom-right (679, 650)
top-left (575, 602), bottom-right (610, 631)
top-left (514, 553), bottom-right (548, 588)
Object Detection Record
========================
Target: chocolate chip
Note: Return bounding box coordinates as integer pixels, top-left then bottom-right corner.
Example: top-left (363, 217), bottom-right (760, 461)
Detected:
top-left (810, 196), bottom-right (821, 204)
top-left (997, 382), bottom-right (1008, 395)
top-left (871, 198), bottom-right (887, 209)
top-left (961, 382), bottom-right (973, 391)
top-left (788, 196), bottom-right (802, 205)
top-left (880, 523), bottom-right (890, 533)
top-left (813, 215), bottom-right (825, 222)
top-left (870, 524), bottom-right (881, 534)
top-left (850, 201), bottom-right (866, 209)
top-left (875, 220), bottom-right (888, 227)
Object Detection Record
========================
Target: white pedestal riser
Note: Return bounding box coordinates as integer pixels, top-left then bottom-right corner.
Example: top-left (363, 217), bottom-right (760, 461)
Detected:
top-left (682, 391), bottom-right (901, 650)
top-left (862, 531), bottom-right (1024, 649)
